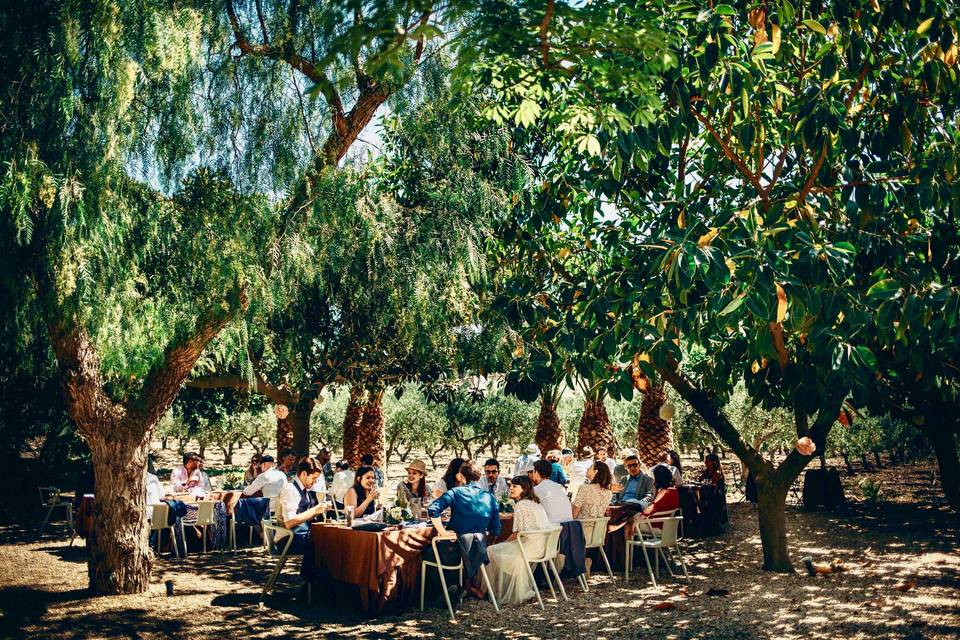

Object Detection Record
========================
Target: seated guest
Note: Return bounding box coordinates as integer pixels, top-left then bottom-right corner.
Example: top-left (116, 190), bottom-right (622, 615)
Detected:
top-left (242, 454), bottom-right (287, 498)
top-left (344, 465), bottom-right (380, 519)
top-left (278, 449), bottom-right (297, 478)
top-left (699, 453), bottom-right (725, 486)
top-left (613, 448), bottom-right (639, 485)
top-left (513, 444), bottom-right (540, 477)
top-left (633, 465), bottom-right (681, 534)
top-left (198, 459), bottom-right (213, 492)
top-left (477, 475), bottom-right (551, 605)
top-left (561, 448), bottom-right (575, 474)
top-left (432, 457), bottom-right (465, 499)
top-left (427, 460), bottom-right (502, 604)
top-left (572, 461), bottom-right (613, 519)
top-left (277, 457), bottom-right (327, 576)
top-left (482, 458), bottom-right (509, 498)
top-left (568, 447), bottom-right (595, 491)
top-left (608, 454), bottom-right (655, 528)
top-left (596, 446), bottom-right (616, 475)
top-left (531, 459), bottom-right (572, 523)
top-left (545, 450), bottom-right (569, 487)
top-left (360, 453), bottom-right (385, 488)
top-left (317, 448), bottom-right (334, 486)
top-left (652, 449), bottom-right (683, 487)
top-left (170, 452), bottom-right (205, 495)
top-left (397, 459), bottom-right (429, 503)
top-left (330, 460), bottom-right (354, 508)
top-left (243, 454), bottom-right (262, 486)
top-left (145, 469), bottom-right (164, 516)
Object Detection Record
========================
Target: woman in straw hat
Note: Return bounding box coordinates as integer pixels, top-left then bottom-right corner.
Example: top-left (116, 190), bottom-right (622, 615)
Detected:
top-left (397, 459), bottom-right (429, 503)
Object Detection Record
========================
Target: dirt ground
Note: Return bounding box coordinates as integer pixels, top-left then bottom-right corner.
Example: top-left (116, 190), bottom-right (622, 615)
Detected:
top-left (1, 461), bottom-right (957, 640)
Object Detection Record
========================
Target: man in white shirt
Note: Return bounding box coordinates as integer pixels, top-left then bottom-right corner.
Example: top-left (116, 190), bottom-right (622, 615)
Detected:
top-left (145, 471), bottom-right (164, 517)
top-left (531, 459), bottom-right (573, 523)
top-left (482, 458), bottom-right (509, 498)
top-left (513, 443), bottom-right (541, 477)
top-left (169, 452), bottom-right (205, 495)
top-left (276, 457), bottom-right (326, 579)
top-left (329, 460), bottom-right (353, 505)
top-left (242, 455), bottom-right (287, 498)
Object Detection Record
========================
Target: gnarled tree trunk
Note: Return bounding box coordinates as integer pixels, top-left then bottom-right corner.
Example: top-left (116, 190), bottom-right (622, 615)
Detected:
top-left (342, 385), bottom-right (365, 467)
top-left (276, 412), bottom-right (294, 456)
top-left (636, 381), bottom-right (672, 467)
top-left (577, 396), bottom-right (615, 456)
top-left (356, 388), bottom-right (385, 468)
top-left (535, 394), bottom-right (565, 453)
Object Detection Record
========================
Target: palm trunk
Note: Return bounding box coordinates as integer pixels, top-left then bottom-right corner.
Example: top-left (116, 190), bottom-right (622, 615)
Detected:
top-left (577, 397), bottom-right (615, 456)
top-left (535, 395), bottom-right (565, 453)
top-left (635, 382), bottom-right (672, 467)
top-left (356, 389), bottom-right (385, 468)
top-left (342, 386), bottom-right (365, 467)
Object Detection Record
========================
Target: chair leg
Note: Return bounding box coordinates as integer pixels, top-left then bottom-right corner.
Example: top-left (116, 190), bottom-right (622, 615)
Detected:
top-left (169, 527), bottom-right (179, 559)
top-left (524, 561), bottom-right (545, 610)
top-left (625, 543), bottom-right (631, 581)
top-left (578, 573), bottom-right (589, 593)
top-left (479, 565), bottom-right (499, 612)
top-left (640, 545), bottom-right (657, 587)
top-left (599, 546), bottom-right (615, 580)
top-left (436, 562), bottom-right (456, 621)
top-left (419, 563), bottom-right (427, 612)
top-left (262, 552), bottom-right (289, 596)
top-left (549, 560), bottom-right (569, 601)
top-left (39, 506), bottom-right (53, 536)
top-left (654, 545), bottom-right (660, 576)
top-left (659, 548), bottom-right (676, 578)
top-left (674, 544), bottom-right (690, 580)
top-left (180, 521), bottom-right (188, 558)
top-left (541, 562), bottom-right (557, 601)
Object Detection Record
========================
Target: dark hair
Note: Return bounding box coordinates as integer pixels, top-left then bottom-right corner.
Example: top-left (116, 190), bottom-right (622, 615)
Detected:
top-left (182, 452), bottom-right (200, 465)
top-left (353, 465), bottom-right (376, 501)
top-left (533, 459), bottom-right (553, 478)
top-left (484, 458), bottom-right (500, 469)
top-left (297, 457), bottom-right (323, 476)
top-left (590, 461), bottom-right (613, 490)
top-left (460, 459), bottom-right (482, 483)
top-left (561, 448), bottom-right (573, 455)
top-left (704, 453), bottom-right (720, 467)
top-left (360, 453), bottom-right (374, 465)
top-left (442, 457), bottom-right (465, 490)
top-left (510, 476), bottom-right (539, 503)
top-left (335, 459), bottom-right (350, 471)
top-left (653, 464), bottom-right (674, 490)
top-left (281, 449), bottom-right (294, 459)
top-left (404, 475), bottom-right (428, 499)
top-left (665, 449), bottom-right (682, 475)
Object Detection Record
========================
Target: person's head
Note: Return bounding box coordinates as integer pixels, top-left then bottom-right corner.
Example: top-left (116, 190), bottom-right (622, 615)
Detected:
top-left (335, 459), bottom-right (350, 471)
top-left (525, 443), bottom-right (540, 457)
top-left (653, 464), bottom-right (674, 490)
top-left (354, 465), bottom-right (377, 493)
top-left (442, 457), bottom-right (466, 489)
top-left (704, 453), bottom-right (721, 472)
top-left (595, 447), bottom-right (607, 461)
top-left (280, 450), bottom-right (296, 469)
top-left (625, 454), bottom-right (643, 478)
top-left (405, 459), bottom-right (427, 487)
top-left (296, 457), bottom-right (323, 489)
top-left (580, 446), bottom-right (595, 460)
top-left (561, 448), bottom-right (574, 464)
top-left (509, 475), bottom-right (539, 503)
top-left (532, 459), bottom-right (553, 484)
top-left (664, 449), bottom-right (682, 473)
top-left (458, 459), bottom-right (482, 485)
top-left (360, 453), bottom-right (375, 467)
top-left (484, 458), bottom-right (501, 483)
top-left (260, 454), bottom-right (275, 471)
top-left (588, 461), bottom-right (613, 490)
top-left (147, 453), bottom-right (156, 475)
top-left (249, 453), bottom-right (262, 467)
top-left (546, 449), bottom-right (561, 462)
top-left (182, 452), bottom-right (201, 473)
top-left (317, 448), bottom-right (331, 464)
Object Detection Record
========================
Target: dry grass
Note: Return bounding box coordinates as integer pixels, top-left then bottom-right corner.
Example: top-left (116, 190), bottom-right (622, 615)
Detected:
top-left (1, 462), bottom-right (957, 640)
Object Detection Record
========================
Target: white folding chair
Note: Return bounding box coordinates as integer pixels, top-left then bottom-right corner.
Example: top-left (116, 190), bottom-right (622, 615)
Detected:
top-left (578, 516), bottom-right (615, 588)
top-left (38, 487), bottom-right (74, 543)
top-left (194, 501), bottom-right (217, 553)
top-left (148, 503), bottom-right (185, 559)
top-left (516, 525), bottom-right (567, 610)
top-left (420, 537), bottom-right (499, 621)
top-left (625, 515), bottom-right (689, 586)
top-left (260, 519), bottom-right (311, 603)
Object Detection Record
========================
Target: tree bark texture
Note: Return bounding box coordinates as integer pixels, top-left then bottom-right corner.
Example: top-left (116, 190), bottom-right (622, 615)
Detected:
top-left (356, 390), bottom-right (385, 468)
top-left (636, 382), bottom-right (672, 467)
top-left (342, 386), bottom-right (365, 466)
top-left (756, 474), bottom-right (793, 571)
top-left (276, 414), bottom-right (294, 455)
top-left (925, 426), bottom-right (960, 510)
top-left (535, 396), bottom-right (565, 453)
top-left (576, 397), bottom-right (615, 456)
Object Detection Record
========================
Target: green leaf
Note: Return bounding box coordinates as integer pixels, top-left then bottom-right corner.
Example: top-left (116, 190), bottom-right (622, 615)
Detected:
top-left (714, 4), bottom-right (736, 16)
top-left (866, 278), bottom-right (901, 301)
top-left (577, 134), bottom-right (602, 157)
top-left (802, 19), bottom-right (826, 35)
top-left (853, 346), bottom-right (878, 370)
top-left (514, 99), bottom-right (541, 127)
top-left (780, 0), bottom-right (795, 25)
top-left (916, 17), bottom-right (935, 35)
top-left (752, 42), bottom-right (775, 61)
top-left (719, 294), bottom-right (745, 316)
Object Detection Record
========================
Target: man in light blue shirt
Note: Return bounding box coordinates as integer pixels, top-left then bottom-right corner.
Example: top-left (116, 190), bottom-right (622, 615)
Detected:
top-left (616, 454), bottom-right (654, 509)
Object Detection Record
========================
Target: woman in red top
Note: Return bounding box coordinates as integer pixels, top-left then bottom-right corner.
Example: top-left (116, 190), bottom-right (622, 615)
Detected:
top-left (628, 465), bottom-right (679, 537)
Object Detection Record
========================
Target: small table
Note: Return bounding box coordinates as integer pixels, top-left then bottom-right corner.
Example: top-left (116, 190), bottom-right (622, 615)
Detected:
top-left (310, 523), bottom-right (436, 616)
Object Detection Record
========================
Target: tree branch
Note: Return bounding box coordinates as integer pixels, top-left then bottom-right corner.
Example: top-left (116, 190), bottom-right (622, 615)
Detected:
top-left (691, 108), bottom-right (769, 205)
top-left (797, 139), bottom-right (828, 204)
top-left (540, 0), bottom-right (555, 66)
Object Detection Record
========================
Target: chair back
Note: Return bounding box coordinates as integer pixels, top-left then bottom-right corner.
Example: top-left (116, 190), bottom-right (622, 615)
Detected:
top-left (427, 537), bottom-right (463, 569)
top-left (148, 503), bottom-right (170, 531)
top-left (643, 516), bottom-right (681, 546)
top-left (517, 525), bottom-right (562, 563)
top-left (633, 508), bottom-right (679, 539)
top-left (261, 519), bottom-right (292, 555)
top-left (578, 517), bottom-right (610, 549)
top-left (38, 486), bottom-right (61, 506)
top-left (195, 501), bottom-right (217, 526)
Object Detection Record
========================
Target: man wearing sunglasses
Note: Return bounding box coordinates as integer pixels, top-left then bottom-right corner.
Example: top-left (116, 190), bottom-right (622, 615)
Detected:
top-left (615, 454), bottom-right (654, 509)
top-left (483, 459), bottom-right (509, 498)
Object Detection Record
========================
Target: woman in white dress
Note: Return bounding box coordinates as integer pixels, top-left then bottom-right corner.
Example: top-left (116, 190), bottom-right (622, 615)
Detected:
top-left (483, 475), bottom-right (551, 606)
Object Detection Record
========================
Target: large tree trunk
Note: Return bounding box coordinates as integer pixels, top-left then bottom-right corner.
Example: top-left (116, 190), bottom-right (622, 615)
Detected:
top-left (276, 412), bottom-right (294, 455)
top-left (635, 382), bottom-right (672, 467)
top-left (577, 397), bottom-right (615, 456)
top-left (356, 389), bottom-right (385, 468)
top-left (535, 395), bottom-right (565, 453)
top-left (755, 472), bottom-right (793, 571)
top-left (925, 426), bottom-right (960, 510)
top-left (87, 430), bottom-right (153, 593)
top-left (342, 386), bottom-right (365, 466)
top-left (289, 394), bottom-right (316, 457)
